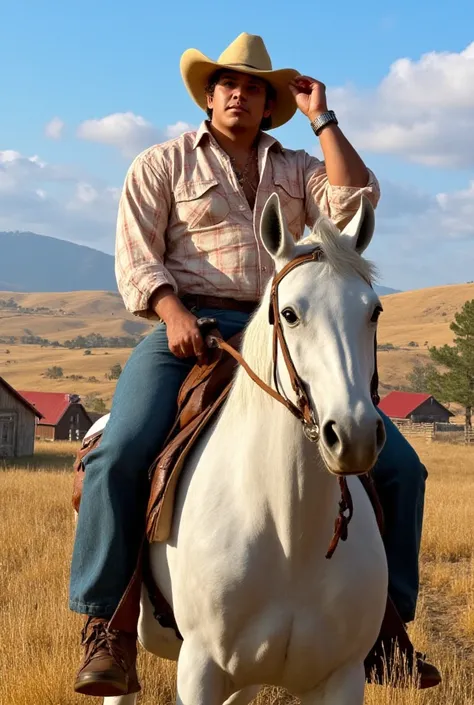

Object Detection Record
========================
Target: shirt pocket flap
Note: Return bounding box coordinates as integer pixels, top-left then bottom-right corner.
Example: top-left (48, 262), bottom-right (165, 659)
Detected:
top-left (273, 177), bottom-right (305, 200)
top-left (174, 179), bottom-right (220, 203)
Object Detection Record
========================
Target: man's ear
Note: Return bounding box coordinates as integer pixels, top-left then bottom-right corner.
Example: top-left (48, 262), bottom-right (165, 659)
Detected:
top-left (263, 98), bottom-right (275, 119)
top-left (206, 92), bottom-right (213, 110)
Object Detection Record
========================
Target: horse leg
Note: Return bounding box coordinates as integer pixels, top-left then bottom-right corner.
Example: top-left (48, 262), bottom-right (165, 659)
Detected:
top-left (176, 639), bottom-right (229, 705)
top-left (223, 685), bottom-right (261, 705)
top-left (103, 694), bottom-right (138, 705)
top-left (298, 662), bottom-right (365, 705)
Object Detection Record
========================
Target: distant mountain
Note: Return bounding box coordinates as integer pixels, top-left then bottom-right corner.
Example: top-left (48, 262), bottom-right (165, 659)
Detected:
top-left (0, 231), bottom-right (116, 292)
top-left (375, 285), bottom-right (401, 296)
top-left (0, 230), bottom-right (401, 295)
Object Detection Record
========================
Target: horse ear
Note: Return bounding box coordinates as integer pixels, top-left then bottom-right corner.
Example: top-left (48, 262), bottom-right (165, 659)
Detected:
top-left (340, 196), bottom-right (375, 254)
top-left (260, 193), bottom-right (295, 262)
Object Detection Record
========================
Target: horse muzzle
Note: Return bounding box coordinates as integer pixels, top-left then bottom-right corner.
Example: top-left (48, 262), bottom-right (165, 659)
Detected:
top-left (318, 410), bottom-right (386, 476)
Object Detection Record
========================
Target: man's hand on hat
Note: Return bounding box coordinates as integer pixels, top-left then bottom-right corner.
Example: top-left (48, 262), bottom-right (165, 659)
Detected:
top-left (289, 75), bottom-right (328, 123)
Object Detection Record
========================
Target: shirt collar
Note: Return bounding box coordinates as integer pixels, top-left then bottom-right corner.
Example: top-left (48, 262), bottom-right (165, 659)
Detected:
top-left (192, 120), bottom-right (283, 153)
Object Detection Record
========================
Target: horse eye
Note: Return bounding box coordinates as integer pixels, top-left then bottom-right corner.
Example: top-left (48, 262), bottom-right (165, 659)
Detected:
top-left (371, 306), bottom-right (383, 323)
top-left (282, 308), bottom-right (299, 326)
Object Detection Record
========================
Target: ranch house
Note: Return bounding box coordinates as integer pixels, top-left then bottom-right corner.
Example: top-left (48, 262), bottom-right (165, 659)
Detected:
top-left (0, 376), bottom-right (43, 457)
top-left (378, 391), bottom-right (454, 424)
top-left (18, 391), bottom-right (93, 441)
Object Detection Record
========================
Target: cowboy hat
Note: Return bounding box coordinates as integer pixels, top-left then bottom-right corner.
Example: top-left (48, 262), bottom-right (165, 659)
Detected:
top-left (180, 32), bottom-right (299, 129)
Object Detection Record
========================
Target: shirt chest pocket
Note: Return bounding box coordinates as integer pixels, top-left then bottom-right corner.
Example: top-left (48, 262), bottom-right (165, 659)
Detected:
top-left (273, 178), bottom-right (305, 239)
top-left (174, 180), bottom-right (230, 231)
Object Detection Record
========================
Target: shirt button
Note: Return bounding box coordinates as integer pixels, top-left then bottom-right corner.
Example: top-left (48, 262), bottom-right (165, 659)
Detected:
top-left (262, 265), bottom-right (267, 272)
top-left (238, 205), bottom-right (245, 211)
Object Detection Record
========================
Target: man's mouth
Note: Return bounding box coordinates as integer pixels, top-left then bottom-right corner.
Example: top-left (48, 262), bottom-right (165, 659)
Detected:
top-left (226, 105), bottom-right (247, 113)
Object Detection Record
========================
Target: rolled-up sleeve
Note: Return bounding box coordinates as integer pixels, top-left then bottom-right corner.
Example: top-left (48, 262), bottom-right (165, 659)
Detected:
top-left (115, 151), bottom-right (178, 317)
top-left (304, 153), bottom-right (381, 230)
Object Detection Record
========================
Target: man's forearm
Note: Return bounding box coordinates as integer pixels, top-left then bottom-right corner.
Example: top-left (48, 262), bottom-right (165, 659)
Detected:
top-left (316, 123), bottom-right (369, 188)
top-left (150, 285), bottom-right (190, 324)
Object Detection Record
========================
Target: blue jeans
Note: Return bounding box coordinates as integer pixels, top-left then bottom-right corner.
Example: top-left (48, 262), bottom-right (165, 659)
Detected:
top-left (69, 308), bottom-right (425, 624)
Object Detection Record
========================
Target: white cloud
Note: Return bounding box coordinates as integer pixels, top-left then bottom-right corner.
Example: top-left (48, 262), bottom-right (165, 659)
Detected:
top-left (330, 42), bottom-right (474, 168)
top-left (77, 113), bottom-right (195, 157)
top-left (369, 177), bottom-right (474, 290)
top-left (0, 150), bottom-right (118, 251)
top-left (45, 117), bottom-right (64, 140)
top-left (165, 121), bottom-right (195, 139)
top-left (77, 112), bottom-right (159, 157)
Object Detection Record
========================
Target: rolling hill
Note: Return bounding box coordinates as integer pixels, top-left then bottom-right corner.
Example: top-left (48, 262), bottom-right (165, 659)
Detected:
top-left (0, 283), bottom-right (472, 411)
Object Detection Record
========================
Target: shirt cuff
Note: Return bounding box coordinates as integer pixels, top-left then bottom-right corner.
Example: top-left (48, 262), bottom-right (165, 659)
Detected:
top-left (326, 169), bottom-right (380, 225)
top-left (121, 268), bottom-right (179, 318)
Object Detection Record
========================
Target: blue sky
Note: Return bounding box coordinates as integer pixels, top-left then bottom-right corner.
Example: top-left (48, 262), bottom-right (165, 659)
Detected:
top-left (1, 0), bottom-right (474, 290)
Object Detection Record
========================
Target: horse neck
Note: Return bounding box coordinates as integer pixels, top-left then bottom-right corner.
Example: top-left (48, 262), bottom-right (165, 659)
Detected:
top-left (218, 318), bottom-right (339, 560)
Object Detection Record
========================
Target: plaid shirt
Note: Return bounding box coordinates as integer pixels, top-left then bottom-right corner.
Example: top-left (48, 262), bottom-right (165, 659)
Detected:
top-left (116, 121), bottom-right (380, 317)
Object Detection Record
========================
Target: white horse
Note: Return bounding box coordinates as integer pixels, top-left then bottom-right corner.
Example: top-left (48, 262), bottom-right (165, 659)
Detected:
top-left (87, 194), bottom-right (388, 705)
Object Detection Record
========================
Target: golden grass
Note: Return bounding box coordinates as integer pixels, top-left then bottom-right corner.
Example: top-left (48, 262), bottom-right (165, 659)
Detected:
top-left (1, 439), bottom-right (474, 703)
top-left (2, 282), bottom-right (474, 405)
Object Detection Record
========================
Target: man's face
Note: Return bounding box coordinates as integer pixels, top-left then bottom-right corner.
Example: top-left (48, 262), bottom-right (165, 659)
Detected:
top-left (207, 70), bottom-right (273, 131)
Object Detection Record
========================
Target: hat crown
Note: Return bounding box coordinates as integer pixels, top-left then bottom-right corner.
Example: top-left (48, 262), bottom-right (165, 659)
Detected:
top-left (218, 32), bottom-right (272, 71)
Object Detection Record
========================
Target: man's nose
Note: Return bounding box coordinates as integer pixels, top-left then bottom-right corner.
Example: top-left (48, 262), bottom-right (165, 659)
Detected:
top-left (232, 86), bottom-right (246, 101)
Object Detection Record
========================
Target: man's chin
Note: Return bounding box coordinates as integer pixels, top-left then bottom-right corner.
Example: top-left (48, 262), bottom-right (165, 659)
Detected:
top-left (223, 114), bottom-right (255, 130)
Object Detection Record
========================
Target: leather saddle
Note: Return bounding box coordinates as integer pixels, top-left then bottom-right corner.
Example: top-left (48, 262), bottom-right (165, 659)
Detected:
top-left (71, 328), bottom-right (420, 685)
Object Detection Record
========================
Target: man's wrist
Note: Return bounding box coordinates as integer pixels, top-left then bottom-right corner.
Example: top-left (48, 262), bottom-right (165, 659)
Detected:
top-left (150, 285), bottom-right (188, 323)
top-left (308, 108), bottom-right (328, 122)
top-left (310, 110), bottom-right (338, 137)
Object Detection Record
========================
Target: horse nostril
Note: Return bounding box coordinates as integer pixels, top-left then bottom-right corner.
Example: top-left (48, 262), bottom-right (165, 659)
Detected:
top-left (376, 419), bottom-right (386, 450)
top-left (323, 420), bottom-right (340, 451)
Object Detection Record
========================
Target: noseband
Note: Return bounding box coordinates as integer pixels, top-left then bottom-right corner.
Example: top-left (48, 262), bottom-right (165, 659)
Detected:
top-left (207, 246), bottom-right (380, 559)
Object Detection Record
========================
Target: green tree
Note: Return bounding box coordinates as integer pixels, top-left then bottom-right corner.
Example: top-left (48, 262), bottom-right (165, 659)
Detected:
top-left (45, 365), bottom-right (63, 379)
top-left (427, 299), bottom-right (474, 427)
top-left (108, 363), bottom-right (122, 380)
top-left (406, 361), bottom-right (438, 393)
top-left (84, 393), bottom-right (108, 414)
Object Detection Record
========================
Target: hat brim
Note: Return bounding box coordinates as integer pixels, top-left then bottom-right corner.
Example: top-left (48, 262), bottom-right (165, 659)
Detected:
top-left (180, 48), bottom-right (299, 130)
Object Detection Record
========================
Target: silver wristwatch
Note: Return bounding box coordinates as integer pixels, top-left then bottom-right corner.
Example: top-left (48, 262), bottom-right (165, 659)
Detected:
top-left (310, 110), bottom-right (338, 136)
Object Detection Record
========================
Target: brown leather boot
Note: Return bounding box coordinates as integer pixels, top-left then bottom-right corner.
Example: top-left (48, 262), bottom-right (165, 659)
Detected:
top-left (365, 639), bottom-right (442, 689)
top-left (74, 616), bottom-right (140, 696)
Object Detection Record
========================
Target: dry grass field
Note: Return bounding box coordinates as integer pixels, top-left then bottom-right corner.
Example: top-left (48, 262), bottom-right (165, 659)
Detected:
top-left (1, 283), bottom-right (474, 407)
top-left (1, 439), bottom-right (473, 704)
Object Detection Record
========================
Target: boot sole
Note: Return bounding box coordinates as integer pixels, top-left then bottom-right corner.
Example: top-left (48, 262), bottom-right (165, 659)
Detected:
top-left (74, 672), bottom-right (128, 697)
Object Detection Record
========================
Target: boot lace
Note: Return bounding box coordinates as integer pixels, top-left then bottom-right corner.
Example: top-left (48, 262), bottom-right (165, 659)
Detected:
top-left (81, 618), bottom-right (128, 671)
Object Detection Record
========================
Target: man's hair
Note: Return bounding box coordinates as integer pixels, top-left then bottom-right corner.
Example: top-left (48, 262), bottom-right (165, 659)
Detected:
top-left (205, 69), bottom-right (276, 131)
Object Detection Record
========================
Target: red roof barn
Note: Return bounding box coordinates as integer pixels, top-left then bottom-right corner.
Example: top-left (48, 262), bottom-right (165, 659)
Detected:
top-left (18, 391), bottom-right (93, 441)
top-left (0, 376), bottom-right (43, 457)
top-left (378, 391), bottom-right (454, 423)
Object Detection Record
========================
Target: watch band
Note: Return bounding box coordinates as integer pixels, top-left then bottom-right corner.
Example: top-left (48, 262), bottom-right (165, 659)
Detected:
top-left (310, 110), bottom-right (338, 136)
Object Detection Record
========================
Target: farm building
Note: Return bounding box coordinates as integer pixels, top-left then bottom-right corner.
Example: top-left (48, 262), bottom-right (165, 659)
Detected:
top-left (378, 391), bottom-right (454, 424)
top-left (0, 376), bottom-right (43, 457)
top-left (18, 391), bottom-right (93, 441)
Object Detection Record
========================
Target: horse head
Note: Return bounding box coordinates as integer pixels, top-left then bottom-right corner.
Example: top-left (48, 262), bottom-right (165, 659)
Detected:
top-left (260, 193), bottom-right (386, 476)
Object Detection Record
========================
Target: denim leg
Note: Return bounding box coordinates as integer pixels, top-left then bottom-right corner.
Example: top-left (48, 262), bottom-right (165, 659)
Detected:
top-left (69, 308), bottom-right (250, 617)
top-left (372, 410), bottom-right (428, 623)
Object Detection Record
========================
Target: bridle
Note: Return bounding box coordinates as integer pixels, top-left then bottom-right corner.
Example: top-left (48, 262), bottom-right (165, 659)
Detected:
top-left (207, 246), bottom-right (380, 558)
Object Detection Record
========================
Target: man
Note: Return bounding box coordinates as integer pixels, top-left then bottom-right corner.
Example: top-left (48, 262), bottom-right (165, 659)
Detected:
top-left (70, 33), bottom-right (437, 696)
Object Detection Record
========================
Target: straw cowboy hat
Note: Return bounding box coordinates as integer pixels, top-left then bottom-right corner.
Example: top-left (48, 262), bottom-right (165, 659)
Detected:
top-left (180, 32), bottom-right (299, 129)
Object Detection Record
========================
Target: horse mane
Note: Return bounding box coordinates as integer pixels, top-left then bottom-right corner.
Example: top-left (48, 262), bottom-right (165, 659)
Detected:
top-left (226, 216), bottom-right (377, 413)
top-left (301, 214), bottom-right (377, 286)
